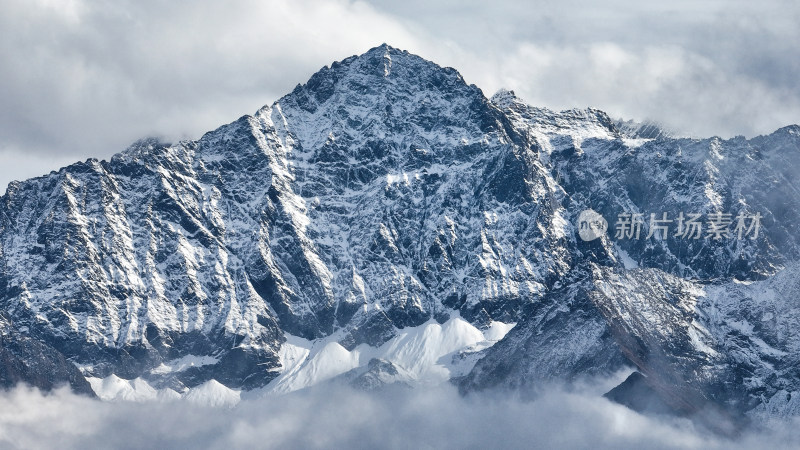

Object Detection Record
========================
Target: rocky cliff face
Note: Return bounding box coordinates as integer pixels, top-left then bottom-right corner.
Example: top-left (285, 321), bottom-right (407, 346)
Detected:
top-left (1, 44), bottom-right (799, 425)
top-left (0, 312), bottom-right (94, 395)
top-left (462, 87), bottom-right (800, 426)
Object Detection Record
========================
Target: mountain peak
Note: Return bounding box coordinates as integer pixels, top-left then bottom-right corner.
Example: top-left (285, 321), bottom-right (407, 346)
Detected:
top-left (775, 124), bottom-right (800, 136)
top-left (489, 88), bottom-right (519, 108)
top-left (363, 42), bottom-right (395, 56)
top-left (262, 45), bottom-right (496, 155)
top-left (276, 45), bottom-right (474, 115)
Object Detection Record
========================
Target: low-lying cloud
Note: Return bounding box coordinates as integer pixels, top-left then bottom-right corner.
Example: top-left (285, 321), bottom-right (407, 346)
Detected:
top-left (1, 381), bottom-right (799, 449)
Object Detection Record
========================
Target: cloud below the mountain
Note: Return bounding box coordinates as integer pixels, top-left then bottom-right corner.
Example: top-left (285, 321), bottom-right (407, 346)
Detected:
top-left (0, 0), bottom-right (799, 193)
top-left (0, 382), bottom-right (798, 449)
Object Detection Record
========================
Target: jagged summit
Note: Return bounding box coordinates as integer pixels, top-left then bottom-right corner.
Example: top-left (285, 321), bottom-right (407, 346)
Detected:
top-left (264, 44), bottom-right (496, 159)
top-left (276, 44), bottom-right (474, 112)
top-left (770, 123), bottom-right (800, 137)
top-left (489, 88), bottom-right (519, 108)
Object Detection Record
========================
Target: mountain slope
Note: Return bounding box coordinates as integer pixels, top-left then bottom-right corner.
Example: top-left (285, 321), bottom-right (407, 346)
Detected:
top-left (0, 45), bottom-right (799, 425)
top-left (0, 45), bottom-right (574, 391)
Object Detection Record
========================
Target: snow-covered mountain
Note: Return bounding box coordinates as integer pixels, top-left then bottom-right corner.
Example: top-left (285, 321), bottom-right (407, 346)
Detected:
top-left (1, 44), bottom-right (799, 427)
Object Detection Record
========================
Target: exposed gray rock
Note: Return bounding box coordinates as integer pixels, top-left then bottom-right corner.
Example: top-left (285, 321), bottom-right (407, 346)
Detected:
top-left (0, 313), bottom-right (94, 396)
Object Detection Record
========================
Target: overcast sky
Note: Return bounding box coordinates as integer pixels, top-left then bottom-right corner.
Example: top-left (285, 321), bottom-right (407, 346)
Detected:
top-left (1, 0), bottom-right (798, 193)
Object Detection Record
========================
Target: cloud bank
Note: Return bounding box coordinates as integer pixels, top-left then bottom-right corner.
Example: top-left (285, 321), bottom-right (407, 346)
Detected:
top-left (1, 381), bottom-right (800, 449)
